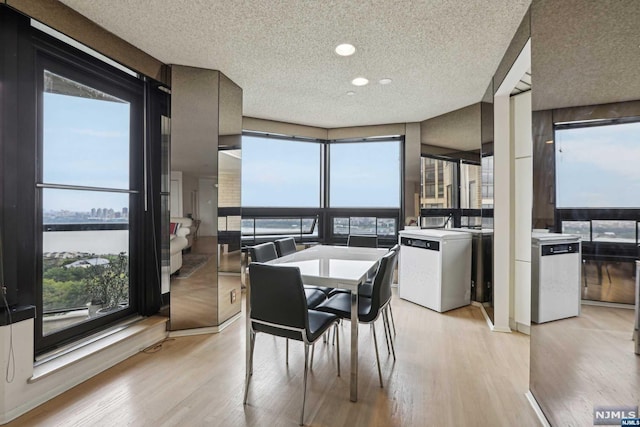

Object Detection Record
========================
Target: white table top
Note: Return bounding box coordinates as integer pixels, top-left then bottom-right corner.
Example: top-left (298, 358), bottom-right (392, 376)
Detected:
top-left (266, 245), bottom-right (388, 291)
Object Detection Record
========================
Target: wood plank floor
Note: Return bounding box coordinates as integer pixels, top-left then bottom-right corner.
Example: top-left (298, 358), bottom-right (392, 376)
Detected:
top-left (7, 292), bottom-right (539, 426)
top-left (530, 304), bottom-right (639, 426)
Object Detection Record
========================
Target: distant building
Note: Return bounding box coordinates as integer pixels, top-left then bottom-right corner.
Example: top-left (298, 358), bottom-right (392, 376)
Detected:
top-left (64, 258), bottom-right (110, 269)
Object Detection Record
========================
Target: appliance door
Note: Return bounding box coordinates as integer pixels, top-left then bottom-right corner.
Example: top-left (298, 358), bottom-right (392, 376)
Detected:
top-left (399, 238), bottom-right (441, 310)
top-left (537, 243), bottom-right (581, 323)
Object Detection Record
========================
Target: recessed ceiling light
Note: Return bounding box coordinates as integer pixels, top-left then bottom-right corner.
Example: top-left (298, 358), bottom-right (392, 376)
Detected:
top-left (346, 91), bottom-right (355, 96)
top-left (545, 140), bottom-right (554, 144)
top-left (351, 77), bottom-right (369, 86)
top-left (335, 43), bottom-right (356, 56)
top-left (379, 78), bottom-right (392, 85)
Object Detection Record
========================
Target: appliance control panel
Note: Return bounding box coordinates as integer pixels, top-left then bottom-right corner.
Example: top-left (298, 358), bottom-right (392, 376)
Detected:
top-left (400, 237), bottom-right (440, 251)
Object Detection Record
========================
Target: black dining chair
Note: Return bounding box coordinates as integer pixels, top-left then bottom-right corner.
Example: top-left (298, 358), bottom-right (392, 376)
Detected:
top-left (347, 234), bottom-right (378, 248)
top-left (249, 241), bottom-right (326, 307)
top-left (248, 242), bottom-right (327, 363)
top-left (315, 249), bottom-right (399, 387)
top-left (274, 236), bottom-right (297, 257)
top-left (244, 262), bottom-right (340, 426)
top-left (249, 241), bottom-right (279, 263)
top-left (358, 244), bottom-right (399, 337)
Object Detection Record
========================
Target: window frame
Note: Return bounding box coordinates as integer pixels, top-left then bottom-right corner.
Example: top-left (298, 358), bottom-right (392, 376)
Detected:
top-left (33, 31), bottom-right (145, 353)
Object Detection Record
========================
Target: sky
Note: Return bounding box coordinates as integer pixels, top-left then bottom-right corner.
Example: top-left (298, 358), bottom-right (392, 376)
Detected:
top-left (43, 92), bottom-right (130, 212)
top-left (555, 122), bottom-right (640, 208)
top-left (241, 136), bottom-right (401, 208)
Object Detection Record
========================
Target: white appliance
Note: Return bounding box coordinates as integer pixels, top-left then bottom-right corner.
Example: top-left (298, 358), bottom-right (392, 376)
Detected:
top-left (531, 232), bottom-right (581, 323)
top-left (398, 229), bottom-right (472, 312)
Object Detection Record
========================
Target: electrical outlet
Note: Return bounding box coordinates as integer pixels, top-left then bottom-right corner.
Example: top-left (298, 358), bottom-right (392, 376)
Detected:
top-left (230, 289), bottom-right (236, 304)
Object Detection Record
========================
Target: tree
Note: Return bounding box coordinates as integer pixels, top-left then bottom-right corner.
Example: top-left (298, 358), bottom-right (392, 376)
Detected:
top-left (85, 252), bottom-right (129, 309)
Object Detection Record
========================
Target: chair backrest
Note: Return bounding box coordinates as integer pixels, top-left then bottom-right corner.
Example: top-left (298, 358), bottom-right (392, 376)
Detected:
top-left (249, 242), bottom-right (278, 263)
top-left (248, 263), bottom-right (308, 338)
top-left (274, 237), bottom-right (297, 257)
top-left (347, 234), bottom-right (378, 248)
top-left (367, 250), bottom-right (399, 319)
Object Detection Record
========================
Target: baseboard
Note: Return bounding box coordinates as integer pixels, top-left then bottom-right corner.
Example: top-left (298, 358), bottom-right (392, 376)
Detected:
top-left (516, 322), bottom-right (530, 335)
top-left (581, 300), bottom-right (634, 309)
top-left (472, 301), bottom-right (495, 331)
top-left (525, 391), bottom-right (551, 427)
top-left (168, 311), bottom-right (241, 337)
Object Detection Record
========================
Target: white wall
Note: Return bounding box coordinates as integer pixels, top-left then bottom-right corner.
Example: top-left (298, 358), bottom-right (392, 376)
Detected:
top-left (493, 39), bottom-right (531, 333)
top-left (512, 91), bottom-right (533, 333)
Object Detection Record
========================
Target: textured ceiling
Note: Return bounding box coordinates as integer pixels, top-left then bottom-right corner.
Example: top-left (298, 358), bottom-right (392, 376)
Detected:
top-left (59, 0), bottom-right (530, 129)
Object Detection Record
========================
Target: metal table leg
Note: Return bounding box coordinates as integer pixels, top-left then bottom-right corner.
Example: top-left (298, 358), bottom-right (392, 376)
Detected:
top-left (350, 287), bottom-right (358, 402)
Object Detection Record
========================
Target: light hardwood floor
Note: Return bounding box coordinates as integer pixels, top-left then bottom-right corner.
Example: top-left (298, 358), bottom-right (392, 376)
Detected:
top-left (530, 304), bottom-right (638, 426)
top-left (7, 293), bottom-right (539, 426)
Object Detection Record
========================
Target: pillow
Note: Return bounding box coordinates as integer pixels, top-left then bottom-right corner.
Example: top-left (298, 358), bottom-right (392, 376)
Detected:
top-left (170, 222), bottom-right (181, 235)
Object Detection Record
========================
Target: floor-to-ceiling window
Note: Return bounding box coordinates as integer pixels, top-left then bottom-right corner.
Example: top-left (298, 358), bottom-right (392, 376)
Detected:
top-left (241, 133), bottom-right (403, 246)
top-left (34, 43), bottom-right (144, 352)
top-left (328, 139), bottom-right (401, 241)
top-left (554, 119), bottom-right (640, 304)
top-left (0, 7), bottom-right (165, 355)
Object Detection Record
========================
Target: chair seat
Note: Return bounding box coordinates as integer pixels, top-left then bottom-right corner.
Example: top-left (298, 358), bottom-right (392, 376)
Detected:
top-left (304, 285), bottom-right (334, 296)
top-left (307, 310), bottom-right (339, 342)
top-left (305, 288), bottom-right (327, 309)
top-left (327, 281), bottom-right (373, 298)
top-left (315, 292), bottom-right (378, 323)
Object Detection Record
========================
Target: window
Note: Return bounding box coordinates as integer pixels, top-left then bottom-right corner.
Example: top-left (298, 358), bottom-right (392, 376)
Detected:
top-left (332, 217), bottom-right (397, 236)
top-left (36, 52), bottom-right (142, 351)
top-left (420, 157), bottom-right (456, 209)
top-left (329, 140), bottom-right (401, 208)
top-left (460, 162), bottom-right (481, 209)
top-left (242, 135), bottom-right (321, 207)
top-left (561, 220), bottom-right (591, 241)
top-left (241, 216), bottom-right (318, 242)
top-left (481, 156), bottom-right (494, 208)
top-left (556, 121), bottom-right (640, 208)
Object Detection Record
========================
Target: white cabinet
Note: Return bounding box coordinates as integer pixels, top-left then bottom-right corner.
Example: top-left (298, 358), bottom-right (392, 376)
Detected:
top-left (531, 233), bottom-right (581, 323)
top-left (398, 229), bottom-right (472, 312)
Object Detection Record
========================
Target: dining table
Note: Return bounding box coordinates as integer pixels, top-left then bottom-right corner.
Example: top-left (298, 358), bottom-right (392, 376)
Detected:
top-left (256, 244), bottom-right (388, 402)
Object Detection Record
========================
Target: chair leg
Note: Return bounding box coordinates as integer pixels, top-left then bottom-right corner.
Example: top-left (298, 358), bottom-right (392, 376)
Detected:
top-left (388, 304), bottom-right (397, 336)
top-left (382, 311), bottom-right (391, 354)
top-left (371, 322), bottom-right (384, 388)
top-left (286, 338), bottom-right (289, 365)
top-left (243, 331), bottom-right (256, 404)
top-left (335, 323), bottom-right (340, 377)
top-left (310, 343), bottom-right (315, 370)
top-left (249, 331), bottom-right (256, 376)
top-left (383, 309), bottom-right (396, 361)
top-left (301, 344), bottom-right (309, 426)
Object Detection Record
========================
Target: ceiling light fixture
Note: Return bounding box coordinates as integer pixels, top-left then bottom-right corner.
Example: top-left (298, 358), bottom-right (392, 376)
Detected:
top-left (379, 78), bottom-right (392, 85)
top-left (346, 91), bottom-right (355, 96)
top-left (545, 140), bottom-right (554, 144)
top-left (351, 77), bottom-right (369, 86)
top-left (335, 43), bottom-right (356, 56)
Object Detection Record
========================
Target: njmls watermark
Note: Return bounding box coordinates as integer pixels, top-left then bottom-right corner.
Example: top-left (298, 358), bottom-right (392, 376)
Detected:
top-left (593, 406), bottom-right (639, 425)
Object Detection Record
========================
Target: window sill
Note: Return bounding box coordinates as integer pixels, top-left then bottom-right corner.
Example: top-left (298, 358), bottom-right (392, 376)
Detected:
top-left (29, 315), bottom-right (167, 383)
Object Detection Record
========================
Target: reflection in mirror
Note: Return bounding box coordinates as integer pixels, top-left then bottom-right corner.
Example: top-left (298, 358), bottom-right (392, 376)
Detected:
top-left (217, 148), bottom-right (241, 274)
top-left (169, 66), bottom-right (242, 331)
top-left (528, 2), bottom-right (640, 419)
top-left (419, 103), bottom-right (493, 318)
top-left (480, 82), bottom-right (494, 323)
